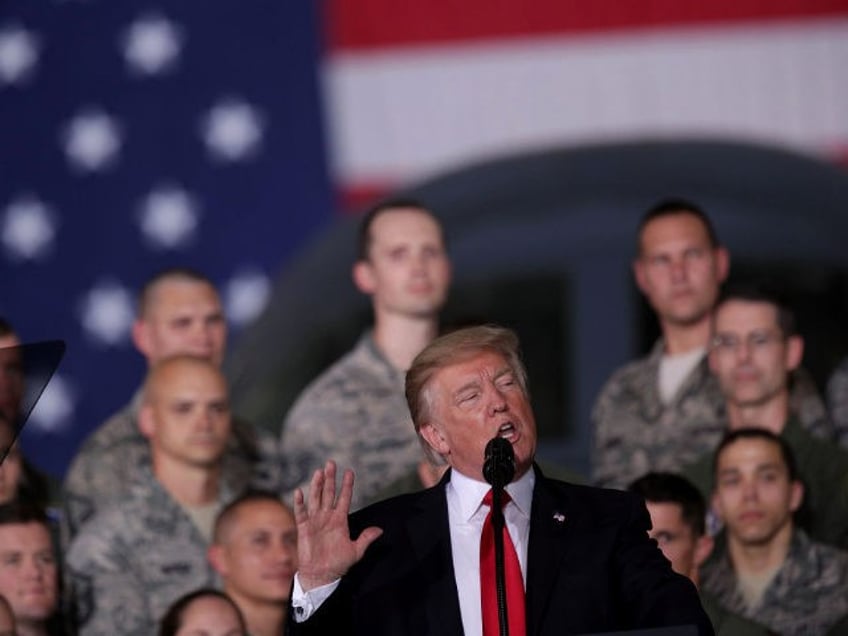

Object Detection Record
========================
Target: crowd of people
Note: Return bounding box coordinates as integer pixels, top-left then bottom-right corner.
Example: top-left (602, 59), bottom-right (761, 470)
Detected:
top-left (1, 197), bottom-right (848, 634)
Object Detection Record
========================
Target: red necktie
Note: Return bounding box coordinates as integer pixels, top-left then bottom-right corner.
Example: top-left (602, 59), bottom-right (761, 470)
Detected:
top-left (480, 489), bottom-right (526, 636)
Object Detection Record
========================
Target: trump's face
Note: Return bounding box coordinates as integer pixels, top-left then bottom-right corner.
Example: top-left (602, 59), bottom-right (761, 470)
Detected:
top-left (420, 351), bottom-right (537, 482)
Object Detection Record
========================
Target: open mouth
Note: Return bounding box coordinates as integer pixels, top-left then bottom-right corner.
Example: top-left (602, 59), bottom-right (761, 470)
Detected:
top-left (497, 422), bottom-right (517, 441)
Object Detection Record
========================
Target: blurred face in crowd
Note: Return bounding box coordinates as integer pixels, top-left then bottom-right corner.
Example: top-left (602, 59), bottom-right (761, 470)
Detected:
top-left (0, 522), bottom-right (58, 627)
top-left (645, 501), bottom-right (712, 583)
top-left (709, 299), bottom-right (802, 413)
top-left (353, 207), bottom-right (451, 321)
top-left (140, 358), bottom-right (231, 471)
top-left (133, 278), bottom-right (227, 367)
top-left (634, 212), bottom-right (728, 329)
top-left (210, 499), bottom-right (298, 607)
top-left (0, 424), bottom-right (22, 505)
top-left (174, 595), bottom-right (245, 636)
top-left (0, 334), bottom-right (22, 422)
top-left (713, 437), bottom-right (802, 547)
top-left (420, 350), bottom-right (537, 481)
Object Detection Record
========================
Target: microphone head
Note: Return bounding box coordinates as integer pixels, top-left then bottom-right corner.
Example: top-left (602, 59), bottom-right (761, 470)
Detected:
top-left (483, 436), bottom-right (515, 487)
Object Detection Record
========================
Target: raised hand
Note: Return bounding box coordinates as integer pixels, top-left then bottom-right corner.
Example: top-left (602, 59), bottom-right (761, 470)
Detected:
top-left (293, 460), bottom-right (383, 591)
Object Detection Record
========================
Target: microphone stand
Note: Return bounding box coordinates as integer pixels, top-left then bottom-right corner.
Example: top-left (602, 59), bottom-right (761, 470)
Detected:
top-left (492, 482), bottom-right (509, 636)
top-left (483, 436), bottom-right (515, 636)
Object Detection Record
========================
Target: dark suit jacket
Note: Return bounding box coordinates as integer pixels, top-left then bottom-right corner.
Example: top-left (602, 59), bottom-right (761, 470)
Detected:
top-left (290, 467), bottom-right (714, 635)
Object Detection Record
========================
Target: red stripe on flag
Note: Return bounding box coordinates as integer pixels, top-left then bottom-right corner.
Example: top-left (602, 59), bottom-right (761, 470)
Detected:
top-left (326, 0), bottom-right (848, 51)
top-left (336, 183), bottom-right (393, 215)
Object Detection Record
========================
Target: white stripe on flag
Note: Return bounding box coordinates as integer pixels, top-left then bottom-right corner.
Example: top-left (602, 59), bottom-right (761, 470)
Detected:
top-left (323, 18), bottom-right (848, 186)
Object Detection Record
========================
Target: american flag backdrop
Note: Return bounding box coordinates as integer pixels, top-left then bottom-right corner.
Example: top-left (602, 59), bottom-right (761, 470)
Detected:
top-left (1, 2), bottom-right (334, 476)
top-left (3, 0), bottom-right (848, 479)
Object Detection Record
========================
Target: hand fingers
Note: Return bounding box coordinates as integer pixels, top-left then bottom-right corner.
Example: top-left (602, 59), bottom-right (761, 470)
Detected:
top-left (335, 468), bottom-right (356, 514)
top-left (321, 460), bottom-right (337, 510)
top-left (354, 526), bottom-right (383, 561)
top-left (307, 467), bottom-right (324, 512)
top-left (293, 488), bottom-right (307, 524)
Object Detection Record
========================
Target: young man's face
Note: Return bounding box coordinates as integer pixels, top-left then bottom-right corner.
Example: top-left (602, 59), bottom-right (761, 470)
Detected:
top-left (354, 208), bottom-right (451, 322)
top-left (133, 279), bottom-right (227, 367)
top-left (713, 437), bottom-right (802, 547)
top-left (709, 299), bottom-right (802, 412)
top-left (140, 360), bottom-right (231, 470)
top-left (634, 212), bottom-right (728, 329)
top-left (211, 500), bottom-right (298, 606)
top-left (645, 501), bottom-right (711, 582)
top-left (0, 522), bottom-right (58, 626)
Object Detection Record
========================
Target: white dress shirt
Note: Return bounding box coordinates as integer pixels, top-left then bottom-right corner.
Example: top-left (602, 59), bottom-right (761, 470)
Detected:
top-left (448, 467), bottom-right (535, 636)
top-left (291, 467), bottom-right (535, 632)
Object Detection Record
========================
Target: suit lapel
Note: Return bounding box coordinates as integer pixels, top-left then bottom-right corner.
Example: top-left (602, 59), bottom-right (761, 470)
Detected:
top-left (406, 474), bottom-right (464, 635)
top-left (526, 468), bottom-right (575, 635)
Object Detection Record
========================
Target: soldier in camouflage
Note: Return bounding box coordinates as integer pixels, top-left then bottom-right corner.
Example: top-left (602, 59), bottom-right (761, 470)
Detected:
top-left (280, 198), bottom-right (451, 511)
top-left (628, 472), bottom-right (770, 636)
top-left (682, 285), bottom-right (848, 548)
top-left (702, 428), bottom-right (848, 635)
top-left (61, 268), bottom-right (279, 548)
top-left (592, 199), bottom-right (832, 489)
top-left (66, 355), bottom-right (241, 635)
top-left (0, 502), bottom-right (67, 635)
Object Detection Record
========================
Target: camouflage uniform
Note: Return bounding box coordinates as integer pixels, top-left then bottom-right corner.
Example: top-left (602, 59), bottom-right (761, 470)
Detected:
top-left (65, 472), bottom-right (232, 635)
top-left (701, 530), bottom-right (848, 635)
top-left (682, 417), bottom-right (848, 549)
top-left (279, 331), bottom-right (419, 511)
top-left (826, 357), bottom-right (848, 447)
top-left (699, 591), bottom-right (771, 636)
top-left (61, 390), bottom-right (278, 548)
top-left (591, 339), bottom-right (833, 489)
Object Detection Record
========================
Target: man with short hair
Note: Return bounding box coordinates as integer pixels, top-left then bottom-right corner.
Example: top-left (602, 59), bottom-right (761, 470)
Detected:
top-left (280, 198), bottom-right (452, 510)
top-left (0, 503), bottom-right (65, 636)
top-left (62, 268), bottom-right (278, 545)
top-left (209, 491), bottom-right (297, 636)
top-left (628, 472), bottom-right (769, 635)
top-left (288, 325), bottom-right (713, 634)
top-left (682, 285), bottom-right (848, 547)
top-left (592, 198), bottom-right (830, 488)
top-left (702, 428), bottom-right (848, 634)
top-left (66, 355), bottom-right (238, 633)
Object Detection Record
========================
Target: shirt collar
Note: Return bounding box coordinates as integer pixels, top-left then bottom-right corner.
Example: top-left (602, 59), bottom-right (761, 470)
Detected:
top-left (449, 465), bottom-right (535, 522)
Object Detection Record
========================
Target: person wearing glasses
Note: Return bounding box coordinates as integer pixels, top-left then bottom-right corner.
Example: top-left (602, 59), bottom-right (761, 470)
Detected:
top-left (591, 199), bottom-right (832, 489)
top-left (682, 284), bottom-right (848, 548)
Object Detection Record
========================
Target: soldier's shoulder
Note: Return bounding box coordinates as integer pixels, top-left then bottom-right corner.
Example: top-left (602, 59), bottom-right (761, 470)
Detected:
top-left (596, 355), bottom-right (655, 395)
top-left (70, 401), bottom-right (140, 459)
top-left (284, 350), bottom-right (389, 426)
top-left (810, 537), bottom-right (848, 571)
top-left (700, 592), bottom-right (770, 636)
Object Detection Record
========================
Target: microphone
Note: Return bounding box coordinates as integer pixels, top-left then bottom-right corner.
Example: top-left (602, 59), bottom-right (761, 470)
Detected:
top-left (483, 437), bottom-right (515, 488)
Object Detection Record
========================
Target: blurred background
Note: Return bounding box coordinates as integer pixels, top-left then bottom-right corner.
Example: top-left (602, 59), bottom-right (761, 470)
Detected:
top-left (3, 0), bottom-right (848, 478)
